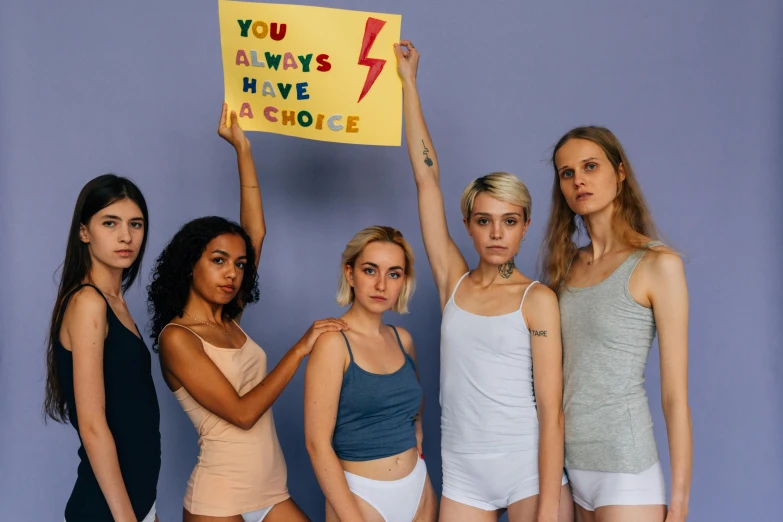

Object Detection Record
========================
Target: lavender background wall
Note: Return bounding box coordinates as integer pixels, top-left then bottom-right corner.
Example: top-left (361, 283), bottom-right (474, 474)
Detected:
top-left (1, 1), bottom-right (781, 521)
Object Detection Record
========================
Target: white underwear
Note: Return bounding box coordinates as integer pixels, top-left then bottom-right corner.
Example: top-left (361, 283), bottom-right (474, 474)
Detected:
top-left (567, 461), bottom-right (667, 511)
top-left (343, 456), bottom-right (427, 522)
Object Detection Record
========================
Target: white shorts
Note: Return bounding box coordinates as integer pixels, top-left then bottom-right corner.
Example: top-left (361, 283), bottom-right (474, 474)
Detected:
top-left (442, 449), bottom-right (568, 511)
top-left (567, 461), bottom-right (667, 511)
top-left (343, 456), bottom-right (428, 522)
top-left (65, 501), bottom-right (156, 522)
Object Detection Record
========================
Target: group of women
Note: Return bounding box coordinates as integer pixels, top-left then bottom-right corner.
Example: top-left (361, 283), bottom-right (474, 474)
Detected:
top-left (44, 42), bottom-right (692, 522)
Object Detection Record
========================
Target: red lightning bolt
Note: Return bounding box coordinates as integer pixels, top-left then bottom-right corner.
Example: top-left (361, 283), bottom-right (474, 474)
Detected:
top-left (357, 17), bottom-right (387, 103)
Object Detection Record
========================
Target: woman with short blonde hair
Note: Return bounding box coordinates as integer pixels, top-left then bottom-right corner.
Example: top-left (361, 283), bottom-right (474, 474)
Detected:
top-left (395, 41), bottom-right (572, 522)
top-left (336, 225), bottom-right (416, 314)
top-left (305, 225), bottom-right (437, 522)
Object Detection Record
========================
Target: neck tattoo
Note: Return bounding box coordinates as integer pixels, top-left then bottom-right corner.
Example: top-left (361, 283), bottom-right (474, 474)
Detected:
top-left (498, 259), bottom-right (515, 279)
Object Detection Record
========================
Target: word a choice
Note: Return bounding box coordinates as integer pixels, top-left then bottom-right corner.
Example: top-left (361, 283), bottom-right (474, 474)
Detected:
top-left (238, 103), bottom-right (359, 134)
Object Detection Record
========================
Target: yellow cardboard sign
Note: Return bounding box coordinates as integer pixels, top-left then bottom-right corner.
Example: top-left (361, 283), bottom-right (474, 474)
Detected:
top-left (218, 1), bottom-right (402, 146)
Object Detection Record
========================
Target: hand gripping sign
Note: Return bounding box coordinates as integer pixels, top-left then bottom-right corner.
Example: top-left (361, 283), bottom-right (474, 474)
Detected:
top-left (219, 1), bottom-right (402, 146)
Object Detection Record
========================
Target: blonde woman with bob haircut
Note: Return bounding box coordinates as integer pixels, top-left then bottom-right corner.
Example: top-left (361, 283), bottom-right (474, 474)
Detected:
top-left (394, 41), bottom-right (571, 522)
top-left (305, 226), bottom-right (437, 522)
top-left (542, 127), bottom-right (692, 522)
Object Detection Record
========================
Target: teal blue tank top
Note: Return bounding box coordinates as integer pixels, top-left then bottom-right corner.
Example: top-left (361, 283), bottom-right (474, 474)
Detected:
top-left (332, 325), bottom-right (423, 461)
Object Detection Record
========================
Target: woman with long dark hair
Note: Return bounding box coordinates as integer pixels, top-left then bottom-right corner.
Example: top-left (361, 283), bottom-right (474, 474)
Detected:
top-left (147, 104), bottom-right (345, 522)
top-left (44, 175), bottom-right (161, 522)
top-left (541, 127), bottom-right (692, 522)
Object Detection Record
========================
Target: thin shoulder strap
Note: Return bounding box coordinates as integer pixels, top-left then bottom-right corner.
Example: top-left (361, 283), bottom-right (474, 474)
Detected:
top-left (519, 281), bottom-right (539, 311)
top-left (447, 272), bottom-right (470, 303)
top-left (339, 331), bottom-right (354, 364)
top-left (388, 325), bottom-right (406, 355)
top-left (160, 322), bottom-right (201, 339)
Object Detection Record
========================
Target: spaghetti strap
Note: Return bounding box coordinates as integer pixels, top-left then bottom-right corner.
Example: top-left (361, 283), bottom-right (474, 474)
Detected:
top-left (339, 331), bottom-right (355, 363)
top-left (388, 325), bottom-right (405, 354)
top-left (448, 272), bottom-right (470, 303)
top-left (519, 281), bottom-right (539, 311)
top-left (160, 322), bottom-right (204, 343)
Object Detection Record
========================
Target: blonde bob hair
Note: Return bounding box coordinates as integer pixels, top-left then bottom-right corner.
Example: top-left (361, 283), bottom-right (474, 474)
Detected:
top-left (460, 172), bottom-right (532, 222)
top-left (336, 226), bottom-right (416, 314)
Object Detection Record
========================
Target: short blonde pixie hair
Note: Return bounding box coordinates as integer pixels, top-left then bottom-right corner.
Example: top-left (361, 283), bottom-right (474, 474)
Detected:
top-left (336, 226), bottom-right (416, 314)
top-left (460, 172), bottom-right (532, 222)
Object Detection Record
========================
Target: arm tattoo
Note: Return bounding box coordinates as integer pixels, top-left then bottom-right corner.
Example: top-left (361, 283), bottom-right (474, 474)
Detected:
top-left (498, 258), bottom-right (515, 279)
top-left (531, 330), bottom-right (548, 337)
top-left (422, 140), bottom-right (433, 166)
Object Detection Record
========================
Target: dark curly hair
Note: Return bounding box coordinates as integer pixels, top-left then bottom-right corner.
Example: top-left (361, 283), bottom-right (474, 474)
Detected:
top-left (147, 216), bottom-right (259, 350)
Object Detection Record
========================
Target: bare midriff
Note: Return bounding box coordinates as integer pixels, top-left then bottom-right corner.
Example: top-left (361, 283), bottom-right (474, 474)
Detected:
top-left (340, 447), bottom-right (419, 480)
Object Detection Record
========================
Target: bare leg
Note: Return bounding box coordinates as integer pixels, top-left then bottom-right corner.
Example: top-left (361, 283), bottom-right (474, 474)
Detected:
top-left (594, 505), bottom-right (665, 522)
top-left (506, 494), bottom-right (537, 521)
top-left (558, 484), bottom-right (575, 522)
top-left (183, 508), bottom-right (243, 522)
top-left (412, 473), bottom-right (438, 521)
top-left (265, 498), bottom-right (309, 522)
top-left (506, 484), bottom-right (574, 522)
top-left (439, 496), bottom-right (499, 521)
top-left (574, 504), bottom-right (595, 522)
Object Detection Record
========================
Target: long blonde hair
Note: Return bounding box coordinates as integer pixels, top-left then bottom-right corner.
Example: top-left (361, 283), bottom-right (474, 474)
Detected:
top-left (540, 126), bottom-right (660, 291)
top-left (336, 226), bottom-right (416, 313)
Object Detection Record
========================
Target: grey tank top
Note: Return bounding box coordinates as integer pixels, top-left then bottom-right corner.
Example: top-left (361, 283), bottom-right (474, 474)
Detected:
top-left (559, 242), bottom-right (662, 473)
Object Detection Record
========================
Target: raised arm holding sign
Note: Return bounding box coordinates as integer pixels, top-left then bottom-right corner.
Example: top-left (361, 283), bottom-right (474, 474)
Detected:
top-left (219, 1), bottom-right (402, 146)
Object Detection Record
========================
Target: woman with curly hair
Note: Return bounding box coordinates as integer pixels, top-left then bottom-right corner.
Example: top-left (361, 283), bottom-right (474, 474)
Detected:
top-left (147, 104), bottom-right (346, 522)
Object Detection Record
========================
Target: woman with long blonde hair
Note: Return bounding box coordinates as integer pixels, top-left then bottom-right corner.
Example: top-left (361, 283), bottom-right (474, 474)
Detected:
top-left (542, 127), bottom-right (692, 522)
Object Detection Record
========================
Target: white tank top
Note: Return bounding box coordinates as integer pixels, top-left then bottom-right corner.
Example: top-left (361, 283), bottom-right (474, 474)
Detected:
top-left (440, 272), bottom-right (540, 453)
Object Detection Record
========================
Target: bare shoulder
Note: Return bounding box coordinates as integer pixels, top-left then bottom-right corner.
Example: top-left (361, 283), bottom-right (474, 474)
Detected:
top-left (310, 330), bottom-right (350, 361)
top-left (65, 285), bottom-right (107, 316)
top-left (522, 282), bottom-right (560, 330)
top-left (642, 247), bottom-right (685, 281)
top-left (61, 286), bottom-right (107, 334)
top-left (158, 323), bottom-right (203, 357)
top-left (389, 325), bottom-right (414, 354)
top-left (524, 282), bottom-right (559, 309)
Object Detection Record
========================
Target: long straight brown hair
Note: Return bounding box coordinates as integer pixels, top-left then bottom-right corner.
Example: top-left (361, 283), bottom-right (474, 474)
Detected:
top-left (44, 175), bottom-right (149, 422)
top-left (540, 126), bottom-right (660, 292)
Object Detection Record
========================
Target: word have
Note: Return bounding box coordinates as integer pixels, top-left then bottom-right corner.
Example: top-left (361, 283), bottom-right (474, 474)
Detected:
top-left (237, 103), bottom-right (359, 134)
top-left (237, 19), bottom-right (287, 41)
top-left (242, 78), bottom-right (310, 100)
top-left (236, 51), bottom-right (331, 72)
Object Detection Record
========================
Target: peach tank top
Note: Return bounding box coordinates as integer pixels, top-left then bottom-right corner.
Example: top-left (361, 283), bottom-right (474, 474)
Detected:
top-left (163, 323), bottom-right (289, 516)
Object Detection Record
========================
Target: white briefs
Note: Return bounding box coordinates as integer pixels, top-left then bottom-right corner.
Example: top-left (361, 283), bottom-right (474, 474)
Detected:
top-left (567, 461), bottom-right (667, 511)
top-left (442, 448), bottom-right (568, 510)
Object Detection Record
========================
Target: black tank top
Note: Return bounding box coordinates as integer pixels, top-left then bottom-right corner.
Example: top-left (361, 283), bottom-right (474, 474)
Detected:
top-left (54, 284), bottom-right (161, 521)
